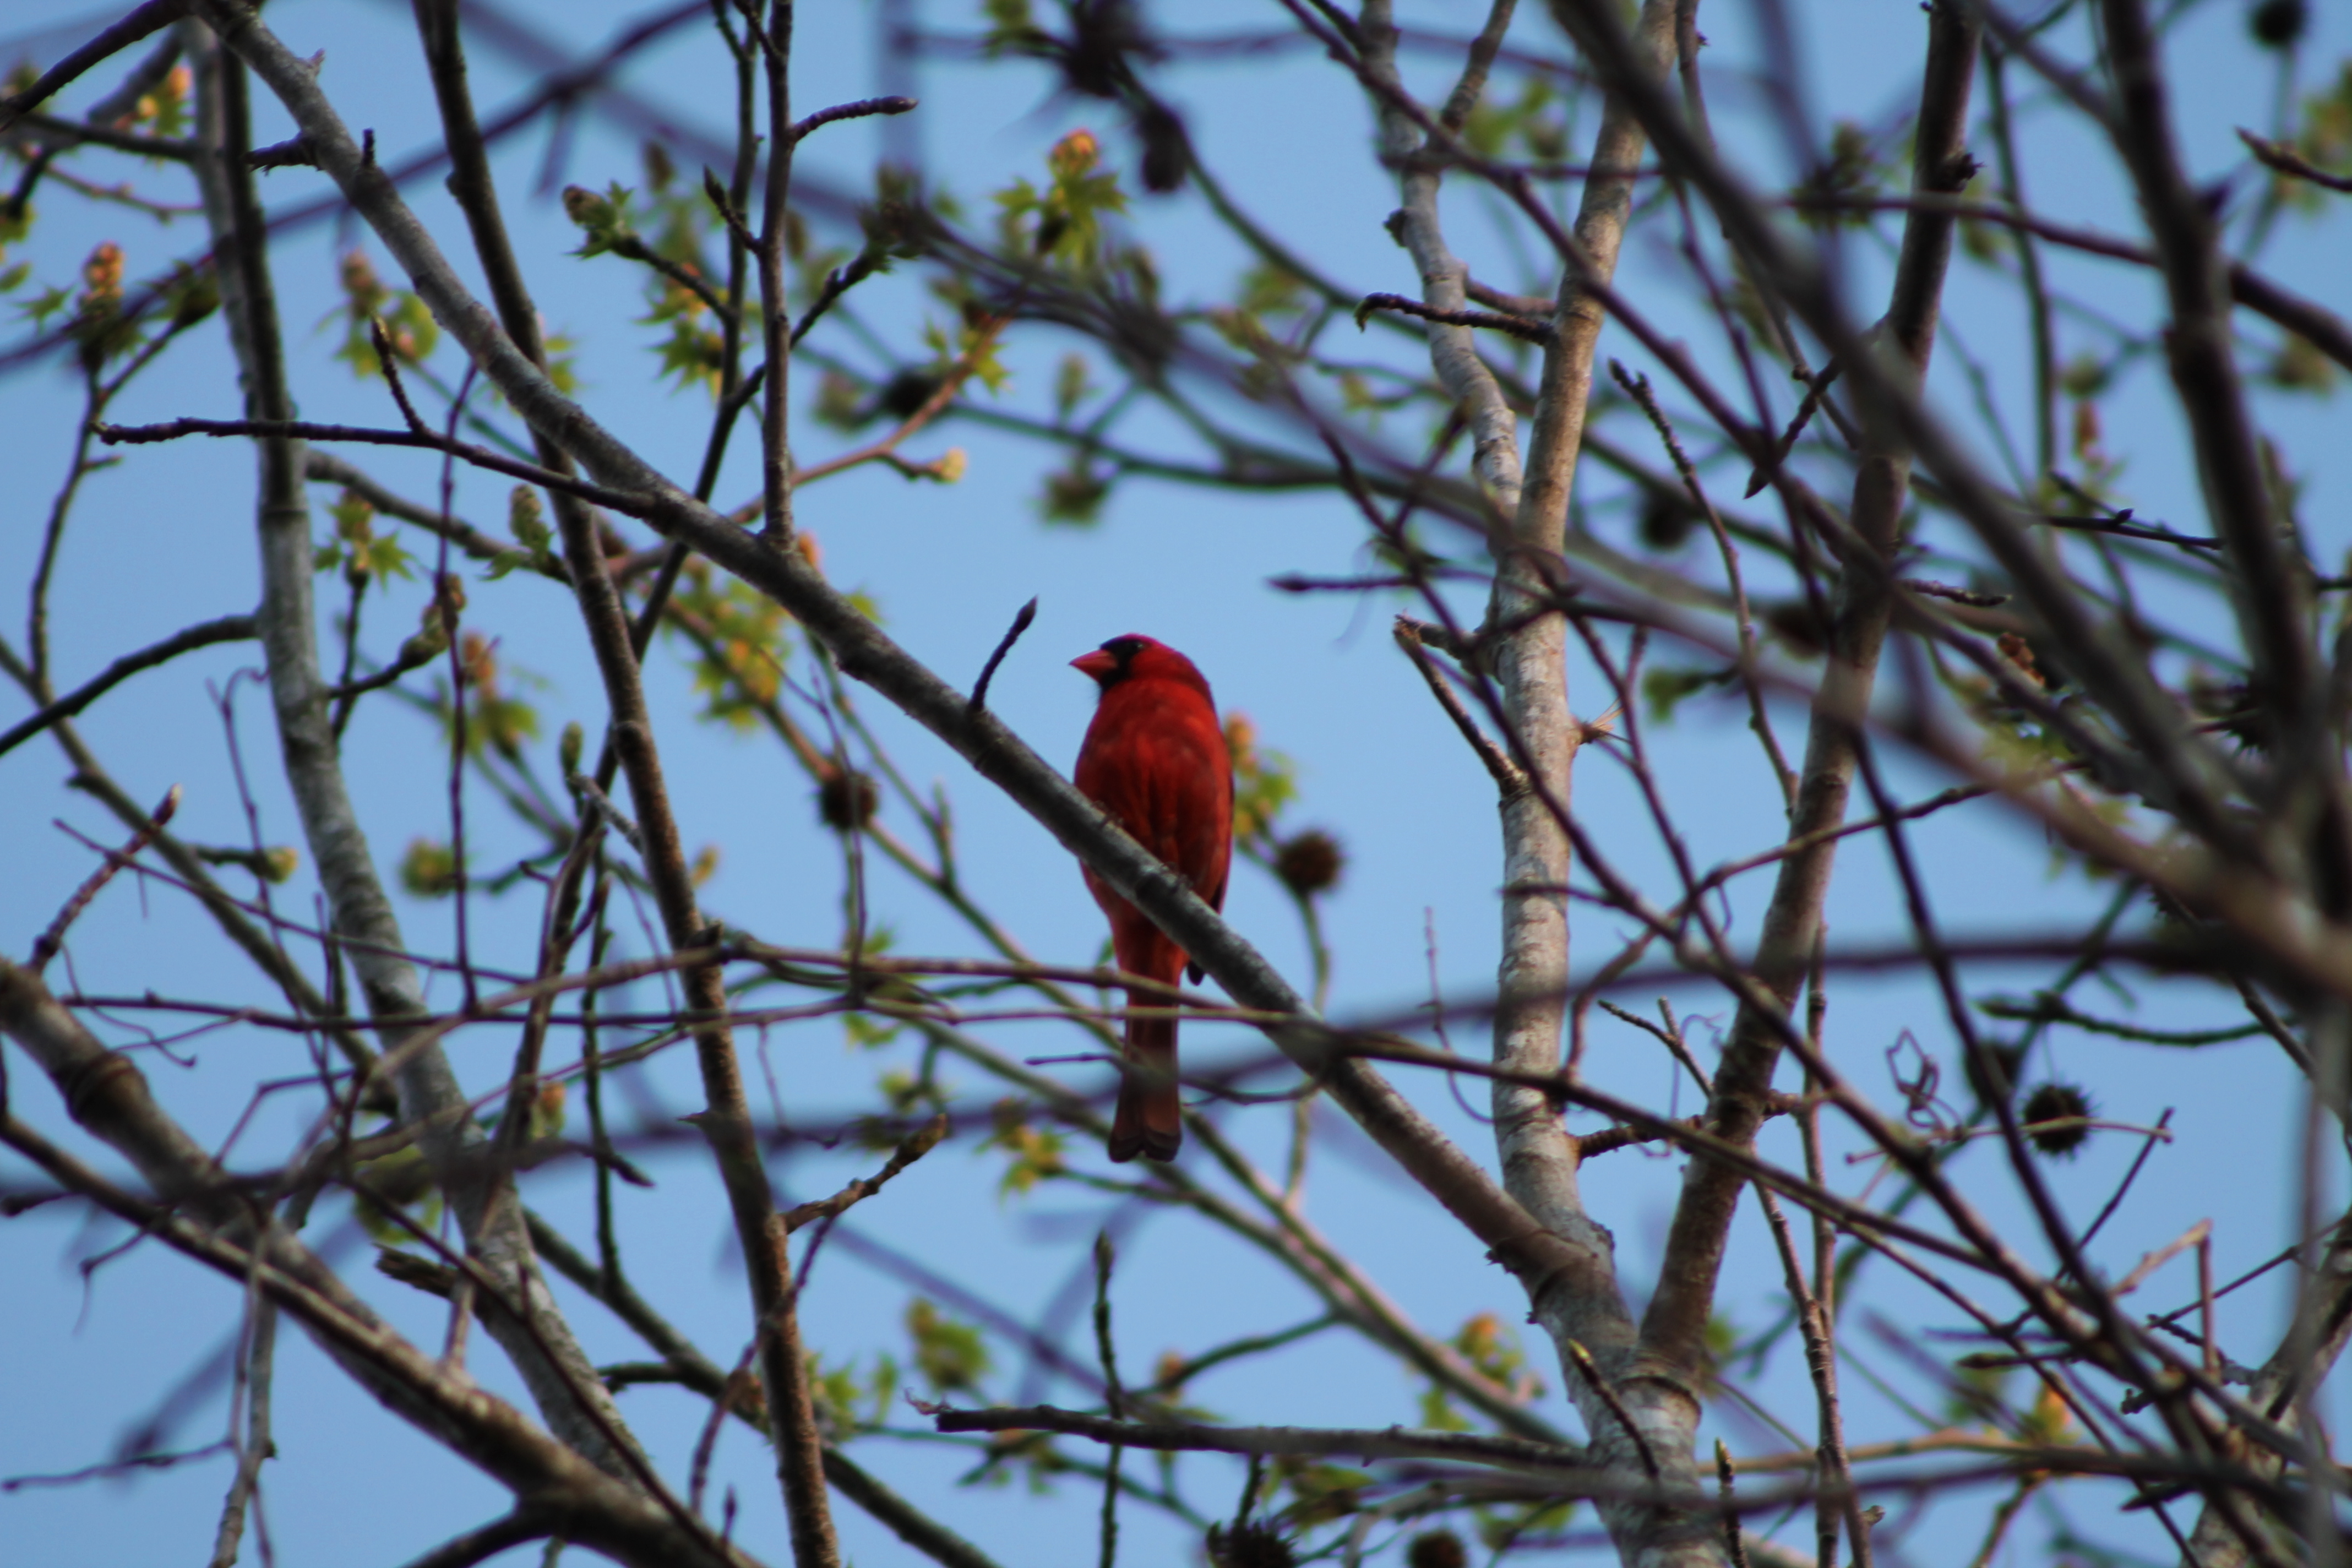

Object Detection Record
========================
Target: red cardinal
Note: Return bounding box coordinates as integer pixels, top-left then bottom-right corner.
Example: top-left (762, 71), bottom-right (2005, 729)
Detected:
top-left (1071, 635), bottom-right (1234, 1162)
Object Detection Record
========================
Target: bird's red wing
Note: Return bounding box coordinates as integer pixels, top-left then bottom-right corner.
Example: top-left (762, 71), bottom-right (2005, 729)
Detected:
top-left (1094, 678), bottom-right (1231, 983)
top-left (1071, 643), bottom-right (1236, 1162)
top-left (1194, 758), bottom-right (1235, 914)
top-left (1165, 707), bottom-right (1232, 981)
top-left (1083, 683), bottom-right (1231, 899)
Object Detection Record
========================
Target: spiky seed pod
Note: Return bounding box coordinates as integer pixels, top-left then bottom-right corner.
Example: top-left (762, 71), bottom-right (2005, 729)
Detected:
top-left (878, 367), bottom-right (943, 421)
top-left (1638, 488), bottom-right (1698, 552)
top-left (1408, 1531), bottom-right (1469, 1568)
top-left (2020, 1080), bottom-right (2095, 1157)
top-left (1134, 101), bottom-right (1190, 193)
top-left (1274, 829), bottom-right (1346, 897)
top-left (2250, 0), bottom-right (2307, 48)
top-left (818, 767), bottom-right (880, 831)
top-left (1206, 1520), bottom-right (1297, 1568)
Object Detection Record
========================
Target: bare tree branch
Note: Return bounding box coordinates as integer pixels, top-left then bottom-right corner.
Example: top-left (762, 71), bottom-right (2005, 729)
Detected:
top-left (182, 13), bottom-right (640, 1473)
top-left (927, 1402), bottom-right (1590, 1474)
top-left (0, 962), bottom-right (751, 1568)
top-left (198, 0), bottom-right (1616, 1390)
top-left (0, 1), bottom-right (189, 133)
top-left (0, 612), bottom-right (253, 757)
top-left (1637, 0), bottom-right (1983, 1390)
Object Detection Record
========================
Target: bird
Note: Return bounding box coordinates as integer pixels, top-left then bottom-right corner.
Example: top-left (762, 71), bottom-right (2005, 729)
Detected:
top-left (1071, 634), bottom-right (1234, 1163)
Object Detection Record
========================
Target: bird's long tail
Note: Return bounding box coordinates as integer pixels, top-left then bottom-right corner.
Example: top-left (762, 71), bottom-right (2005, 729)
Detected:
top-left (1107, 993), bottom-right (1181, 1163)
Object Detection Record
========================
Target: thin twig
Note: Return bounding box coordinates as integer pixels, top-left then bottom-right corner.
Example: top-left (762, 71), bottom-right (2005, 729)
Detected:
top-left (1562, 1338), bottom-right (1658, 1480)
top-left (777, 1113), bottom-right (949, 1232)
top-left (0, 615), bottom-right (256, 758)
top-left (30, 785), bottom-right (182, 972)
top-left (689, 1340), bottom-right (759, 1517)
top-left (321, 637), bottom-right (443, 705)
top-left (95, 418), bottom-right (654, 517)
top-left (2035, 509), bottom-right (2220, 552)
top-left (1353, 291), bottom-right (1554, 344)
top-left (1594, 999), bottom-right (1711, 1093)
top-left (1392, 619), bottom-right (1522, 793)
top-left (790, 94), bottom-right (917, 144)
top-left (12, 108), bottom-right (196, 161)
top-left (924, 1402), bottom-right (1589, 1473)
top-left (244, 134), bottom-right (316, 169)
top-left (1716, 1439), bottom-right (1751, 1568)
top-left (0, 0), bottom-right (188, 133)
top-left (783, 313), bottom-right (1006, 489)
top-left (1743, 360), bottom-right (1841, 498)
top-left (387, 1512), bottom-right (554, 1568)
top-left (2236, 128), bottom-right (2352, 195)
top-left (1609, 357), bottom-right (1794, 803)
top-left (1093, 1232), bottom-right (1124, 1568)
top-left (967, 597), bottom-right (1037, 716)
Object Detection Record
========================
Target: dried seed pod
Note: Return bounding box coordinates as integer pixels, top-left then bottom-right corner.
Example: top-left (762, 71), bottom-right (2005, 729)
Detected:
top-left (1273, 829), bottom-right (1346, 897)
top-left (2250, 0), bottom-right (2307, 48)
top-left (818, 766), bottom-right (879, 831)
top-left (1407, 1533), bottom-right (1468, 1568)
top-left (2020, 1080), bottom-right (2095, 1157)
top-left (1206, 1520), bottom-right (1297, 1568)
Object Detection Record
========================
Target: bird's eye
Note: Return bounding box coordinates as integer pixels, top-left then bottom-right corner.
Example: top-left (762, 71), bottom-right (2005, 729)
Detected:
top-left (1105, 637), bottom-right (1142, 662)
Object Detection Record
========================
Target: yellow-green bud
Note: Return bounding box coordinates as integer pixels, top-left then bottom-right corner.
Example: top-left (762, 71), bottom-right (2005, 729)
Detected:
top-left (509, 485), bottom-right (549, 553)
top-left (561, 184), bottom-right (612, 228)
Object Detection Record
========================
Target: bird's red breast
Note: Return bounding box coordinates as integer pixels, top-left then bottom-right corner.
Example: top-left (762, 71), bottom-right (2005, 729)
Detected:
top-left (1071, 634), bottom-right (1234, 1162)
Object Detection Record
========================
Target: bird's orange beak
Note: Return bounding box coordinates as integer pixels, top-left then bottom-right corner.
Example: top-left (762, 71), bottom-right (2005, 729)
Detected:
top-left (1071, 649), bottom-right (1118, 680)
